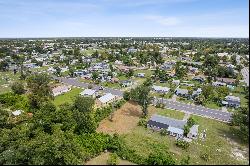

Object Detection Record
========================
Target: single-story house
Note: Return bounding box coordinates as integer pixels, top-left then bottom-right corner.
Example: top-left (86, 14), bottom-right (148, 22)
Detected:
top-left (96, 93), bottom-right (116, 106)
top-left (175, 88), bottom-right (189, 97)
top-left (152, 85), bottom-right (170, 93)
top-left (172, 79), bottom-right (180, 85)
top-left (80, 89), bottom-right (96, 98)
top-left (188, 66), bottom-right (199, 73)
top-left (192, 76), bottom-right (205, 83)
top-left (187, 125), bottom-right (199, 139)
top-left (137, 73), bottom-right (145, 78)
top-left (222, 95), bottom-right (241, 108)
top-left (147, 114), bottom-right (186, 138)
top-left (192, 88), bottom-right (202, 97)
top-left (52, 85), bottom-right (71, 96)
top-left (121, 80), bottom-right (133, 87)
top-left (216, 77), bottom-right (236, 85)
top-left (212, 81), bottom-right (226, 87)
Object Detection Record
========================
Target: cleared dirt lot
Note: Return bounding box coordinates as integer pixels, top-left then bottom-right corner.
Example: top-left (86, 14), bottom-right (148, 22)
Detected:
top-left (96, 101), bottom-right (159, 134)
top-left (96, 101), bottom-right (143, 134)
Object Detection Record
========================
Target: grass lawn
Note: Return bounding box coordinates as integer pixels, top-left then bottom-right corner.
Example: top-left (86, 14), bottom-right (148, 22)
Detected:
top-left (156, 107), bottom-right (185, 120)
top-left (101, 82), bottom-right (121, 89)
top-left (53, 88), bottom-right (83, 107)
top-left (154, 81), bottom-right (171, 87)
top-left (85, 152), bottom-right (136, 165)
top-left (134, 69), bottom-right (153, 77)
top-left (0, 71), bottom-right (21, 94)
top-left (204, 101), bottom-right (221, 110)
top-left (120, 116), bottom-right (249, 165)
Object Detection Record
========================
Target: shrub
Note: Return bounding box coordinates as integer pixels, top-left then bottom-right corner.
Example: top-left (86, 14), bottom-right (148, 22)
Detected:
top-left (114, 99), bottom-right (125, 109)
top-left (160, 129), bottom-right (168, 136)
top-left (95, 106), bottom-right (113, 123)
top-left (175, 140), bottom-right (190, 150)
top-left (11, 82), bottom-right (25, 95)
top-left (138, 118), bottom-right (147, 127)
top-left (123, 91), bottom-right (130, 101)
top-left (88, 84), bottom-right (93, 89)
top-left (107, 153), bottom-right (119, 165)
top-left (146, 152), bottom-right (175, 165)
top-left (200, 152), bottom-right (210, 161)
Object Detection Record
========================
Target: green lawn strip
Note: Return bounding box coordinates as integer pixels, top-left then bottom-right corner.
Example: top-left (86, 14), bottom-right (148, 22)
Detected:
top-left (53, 88), bottom-right (83, 107)
top-left (101, 82), bottom-right (121, 89)
top-left (204, 101), bottom-right (221, 110)
top-left (156, 107), bottom-right (185, 120)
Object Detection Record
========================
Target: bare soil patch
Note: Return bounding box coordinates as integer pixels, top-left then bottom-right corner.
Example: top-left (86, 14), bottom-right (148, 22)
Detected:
top-left (96, 101), bottom-right (142, 134)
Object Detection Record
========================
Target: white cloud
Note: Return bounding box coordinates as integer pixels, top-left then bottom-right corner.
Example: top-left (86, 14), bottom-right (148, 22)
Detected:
top-left (145, 15), bottom-right (180, 26)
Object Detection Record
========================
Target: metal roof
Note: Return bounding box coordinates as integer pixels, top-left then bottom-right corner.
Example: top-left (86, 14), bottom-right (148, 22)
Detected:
top-left (80, 89), bottom-right (96, 96)
top-left (98, 93), bottom-right (115, 103)
top-left (149, 114), bottom-right (186, 129)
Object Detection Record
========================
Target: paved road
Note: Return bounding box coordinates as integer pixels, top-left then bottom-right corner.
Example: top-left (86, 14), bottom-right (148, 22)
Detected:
top-left (241, 67), bottom-right (249, 87)
top-left (153, 98), bottom-right (232, 123)
top-left (54, 76), bottom-right (123, 96)
top-left (55, 76), bottom-right (232, 122)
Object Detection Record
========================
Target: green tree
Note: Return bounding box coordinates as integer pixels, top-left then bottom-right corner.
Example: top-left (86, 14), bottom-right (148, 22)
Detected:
top-left (147, 152), bottom-right (175, 165)
top-left (231, 107), bottom-right (249, 143)
top-left (130, 83), bottom-right (152, 116)
top-left (123, 91), bottom-right (130, 101)
top-left (72, 96), bottom-right (96, 134)
top-left (27, 73), bottom-right (53, 109)
top-left (11, 82), bottom-right (25, 95)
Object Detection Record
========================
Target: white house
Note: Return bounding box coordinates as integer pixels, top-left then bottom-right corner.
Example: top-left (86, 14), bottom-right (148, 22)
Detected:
top-left (97, 93), bottom-right (116, 106)
top-left (187, 125), bottom-right (199, 139)
top-left (52, 85), bottom-right (71, 96)
top-left (152, 85), bottom-right (170, 93)
top-left (172, 79), bottom-right (180, 85)
top-left (137, 73), bottom-right (145, 78)
top-left (80, 89), bottom-right (96, 98)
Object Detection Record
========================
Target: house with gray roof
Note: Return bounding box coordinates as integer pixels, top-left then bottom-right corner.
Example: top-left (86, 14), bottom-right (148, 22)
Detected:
top-left (222, 95), bottom-right (241, 108)
top-left (147, 114), bottom-right (187, 138)
top-left (175, 88), bottom-right (189, 97)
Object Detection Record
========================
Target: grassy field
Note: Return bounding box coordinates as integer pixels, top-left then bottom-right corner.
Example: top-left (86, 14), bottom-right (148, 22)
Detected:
top-left (53, 88), bottom-right (83, 106)
top-left (95, 101), bottom-right (248, 165)
top-left (156, 108), bottom-right (185, 120)
top-left (85, 152), bottom-right (136, 165)
top-left (121, 115), bottom-right (249, 165)
top-left (0, 71), bottom-right (21, 94)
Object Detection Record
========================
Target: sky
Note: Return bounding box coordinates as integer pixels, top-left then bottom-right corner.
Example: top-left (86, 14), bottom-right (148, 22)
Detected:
top-left (0, 0), bottom-right (249, 38)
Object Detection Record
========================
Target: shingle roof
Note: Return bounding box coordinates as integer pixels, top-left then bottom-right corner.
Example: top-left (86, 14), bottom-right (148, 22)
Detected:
top-left (149, 114), bottom-right (186, 129)
top-left (147, 120), bottom-right (169, 129)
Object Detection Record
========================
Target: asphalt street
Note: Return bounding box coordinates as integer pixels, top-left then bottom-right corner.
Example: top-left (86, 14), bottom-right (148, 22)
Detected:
top-left (241, 67), bottom-right (249, 87)
top-left (54, 76), bottom-right (232, 122)
top-left (153, 98), bottom-right (232, 122)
